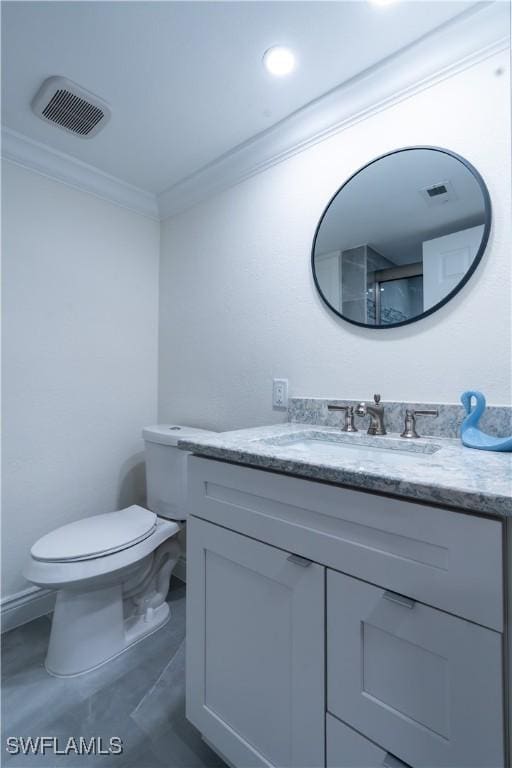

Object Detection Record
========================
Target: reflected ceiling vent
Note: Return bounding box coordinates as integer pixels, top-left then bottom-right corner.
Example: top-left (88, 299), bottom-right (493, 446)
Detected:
top-left (420, 179), bottom-right (456, 207)
top-left (31, 76), bottom-right (111, 138)
top-left (426, 183), bottom-right (447, 197)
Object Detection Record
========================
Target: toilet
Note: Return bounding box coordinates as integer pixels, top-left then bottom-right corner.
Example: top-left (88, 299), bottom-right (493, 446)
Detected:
top-left (23, 425), bottom-right (214, 677)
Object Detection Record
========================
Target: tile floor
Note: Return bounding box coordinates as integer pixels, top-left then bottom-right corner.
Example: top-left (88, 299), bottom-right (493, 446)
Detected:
top-left (1, 579), bottom-right (225, 768)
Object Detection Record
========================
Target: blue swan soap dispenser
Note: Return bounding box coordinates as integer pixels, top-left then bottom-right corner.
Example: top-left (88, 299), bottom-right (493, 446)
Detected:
top-left (460, 391), bottom-right (512, 452)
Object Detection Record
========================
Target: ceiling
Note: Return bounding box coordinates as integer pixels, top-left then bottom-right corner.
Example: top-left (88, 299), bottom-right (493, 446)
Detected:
top-left (2, 1), bottom-right (481, 197)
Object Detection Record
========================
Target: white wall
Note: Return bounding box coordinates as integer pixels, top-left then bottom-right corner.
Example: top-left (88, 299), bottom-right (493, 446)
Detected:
top-left (2, 162), bottom-right (160, 600)
top-left (159, 50), bottom-right (511, 431)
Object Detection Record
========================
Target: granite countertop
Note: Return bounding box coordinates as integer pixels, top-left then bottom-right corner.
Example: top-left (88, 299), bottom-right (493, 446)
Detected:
top-left (178, 423), bottom-right (512, 517)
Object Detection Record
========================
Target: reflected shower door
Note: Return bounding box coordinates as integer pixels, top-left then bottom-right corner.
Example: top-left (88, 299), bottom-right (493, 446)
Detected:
top-left (377, 275), bottom-right (424, 325)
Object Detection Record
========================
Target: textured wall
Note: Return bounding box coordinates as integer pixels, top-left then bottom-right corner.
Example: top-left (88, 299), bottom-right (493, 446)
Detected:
top-left (159, 50), bottom-right (511, 432)
top-left (2, 162), bottom-right (160, 599)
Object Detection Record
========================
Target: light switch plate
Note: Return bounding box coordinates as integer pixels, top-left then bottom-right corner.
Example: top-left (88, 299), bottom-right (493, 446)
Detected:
top-left (272, 378), bottom-right (288, 409)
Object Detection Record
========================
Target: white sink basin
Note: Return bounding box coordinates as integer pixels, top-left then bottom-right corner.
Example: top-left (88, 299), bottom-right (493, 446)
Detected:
top-left (258, 430), bottom-right (441, 463)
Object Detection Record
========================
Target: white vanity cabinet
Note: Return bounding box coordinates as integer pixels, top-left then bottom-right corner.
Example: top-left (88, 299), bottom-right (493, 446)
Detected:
top-left (186, 456), bottom-right (507, 768)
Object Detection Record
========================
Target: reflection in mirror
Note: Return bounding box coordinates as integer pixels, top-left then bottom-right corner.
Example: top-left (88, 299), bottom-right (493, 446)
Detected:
top-left (312, 147), bottom-right (490, 328)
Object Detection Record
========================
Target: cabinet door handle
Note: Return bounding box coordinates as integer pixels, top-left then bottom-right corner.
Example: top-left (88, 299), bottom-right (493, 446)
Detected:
top-left (383, 590), bottom-right (416, 609)
top-left (382, 752), bottom-right (412, 768)
top-left (287, 553), bottom-right (313, 567)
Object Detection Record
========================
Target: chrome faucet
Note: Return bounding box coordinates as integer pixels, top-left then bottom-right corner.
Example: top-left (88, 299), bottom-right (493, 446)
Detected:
top-left (327, 404), bottom-right (358, 432)
top-left (355, 394), bottom-right (387, 435)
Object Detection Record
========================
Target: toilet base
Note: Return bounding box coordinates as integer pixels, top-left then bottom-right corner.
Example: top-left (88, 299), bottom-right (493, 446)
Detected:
top-left (45, 599), bottom-right (170, 678)
top-left (45, 536), bottom-right (180, 677)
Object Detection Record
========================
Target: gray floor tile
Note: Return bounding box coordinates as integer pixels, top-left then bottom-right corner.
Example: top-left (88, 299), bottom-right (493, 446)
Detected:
top-left (1, 580), bottom-right (224, 768)
top-left (131, 639), bottom-right (185, 735)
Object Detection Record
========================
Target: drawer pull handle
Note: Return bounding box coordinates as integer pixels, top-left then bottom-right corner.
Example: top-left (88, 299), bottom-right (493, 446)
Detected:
top-left (287, 554), bottom-right (312, 567)
top-left (382, 753), bottom-right (412, 768)
top-left (383, 590), bottom-right (416, 609)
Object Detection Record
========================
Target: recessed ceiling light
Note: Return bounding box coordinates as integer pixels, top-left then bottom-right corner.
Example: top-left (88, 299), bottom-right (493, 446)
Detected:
top-left (263, 46), bottom-right (296, 77)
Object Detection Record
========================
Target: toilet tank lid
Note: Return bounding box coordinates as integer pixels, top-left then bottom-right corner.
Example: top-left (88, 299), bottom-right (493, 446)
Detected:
top-left (142, 425), bottom-right (216, 446)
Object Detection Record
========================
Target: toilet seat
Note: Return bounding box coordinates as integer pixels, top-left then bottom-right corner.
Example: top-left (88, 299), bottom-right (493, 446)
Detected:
top-left (24, 516), bottom-right (180, 590)
top-left (31, 506), bottom-right (157, 562)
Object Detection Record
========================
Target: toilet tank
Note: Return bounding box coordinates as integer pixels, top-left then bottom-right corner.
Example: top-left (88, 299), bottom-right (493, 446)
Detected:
top-left (142, 425), bottom-right (216, 520)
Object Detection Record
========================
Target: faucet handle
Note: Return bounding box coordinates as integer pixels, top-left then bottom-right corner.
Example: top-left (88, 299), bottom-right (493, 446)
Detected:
top-left (327, 404), bottom-right (358, 432)
top-left (373, 394), bottom-right (381, 405)
top-left (401, 408), bottom-right (439, 439)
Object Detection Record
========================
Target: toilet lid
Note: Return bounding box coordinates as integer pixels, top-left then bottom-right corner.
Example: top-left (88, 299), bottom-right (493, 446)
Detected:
top-left (31, 506), bottom-right (157, 562)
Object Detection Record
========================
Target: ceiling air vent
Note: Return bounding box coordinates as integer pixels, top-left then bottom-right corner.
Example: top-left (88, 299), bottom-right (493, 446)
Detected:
top-left (426, 183), bottom-right (448, 197)
top-left (31, 76), bottom-right (111, 139)
top-left (419, 179), bottom-right (456, 207)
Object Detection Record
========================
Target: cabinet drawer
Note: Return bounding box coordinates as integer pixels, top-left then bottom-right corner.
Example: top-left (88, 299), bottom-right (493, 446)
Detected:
top-left (327, 569), bottom-right (504, 768)
top-left (188, 457), bottom-right (503, 630)
top-left (326, 714), bottom-right (410, 768)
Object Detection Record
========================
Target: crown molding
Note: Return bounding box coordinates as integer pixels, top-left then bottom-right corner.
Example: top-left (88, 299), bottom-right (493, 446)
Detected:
top-left (1, 128), bottom-right (159, 220)
top-left (158, 2), bottom-right (510, 220)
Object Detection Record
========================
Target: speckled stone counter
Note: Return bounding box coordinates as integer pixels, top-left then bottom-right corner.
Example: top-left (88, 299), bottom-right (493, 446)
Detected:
top-left (179, 423), bottom-right (512, 517)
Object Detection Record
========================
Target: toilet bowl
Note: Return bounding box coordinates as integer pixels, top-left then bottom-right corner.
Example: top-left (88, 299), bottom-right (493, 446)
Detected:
top-left (23, 425), bottom-right (214, 677)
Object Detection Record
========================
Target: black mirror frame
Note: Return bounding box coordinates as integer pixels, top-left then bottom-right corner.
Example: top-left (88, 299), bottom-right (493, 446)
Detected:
top-left (311, 146), bottom-right (492, 330)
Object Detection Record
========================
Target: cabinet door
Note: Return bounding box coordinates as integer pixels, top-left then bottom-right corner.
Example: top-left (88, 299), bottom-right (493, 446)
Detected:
top-left (187, 516), bottom-right (325, 768)
top-left (327, 569), bottom-right (504, 768)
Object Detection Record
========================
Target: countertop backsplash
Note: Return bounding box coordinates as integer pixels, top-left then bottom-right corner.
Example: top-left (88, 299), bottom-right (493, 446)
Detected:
top-left (288, 397), bottom-right (512, 439)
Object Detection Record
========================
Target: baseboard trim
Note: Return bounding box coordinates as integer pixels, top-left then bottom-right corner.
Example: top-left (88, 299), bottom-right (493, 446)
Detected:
top-left (174, 555), bottom-right (187, 584)
top-left (1, 586), bottom-right (55, 634)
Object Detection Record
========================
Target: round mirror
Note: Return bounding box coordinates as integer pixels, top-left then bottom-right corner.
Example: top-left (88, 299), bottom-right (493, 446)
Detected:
top-left (312, 147), bottom-right (491, 328)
